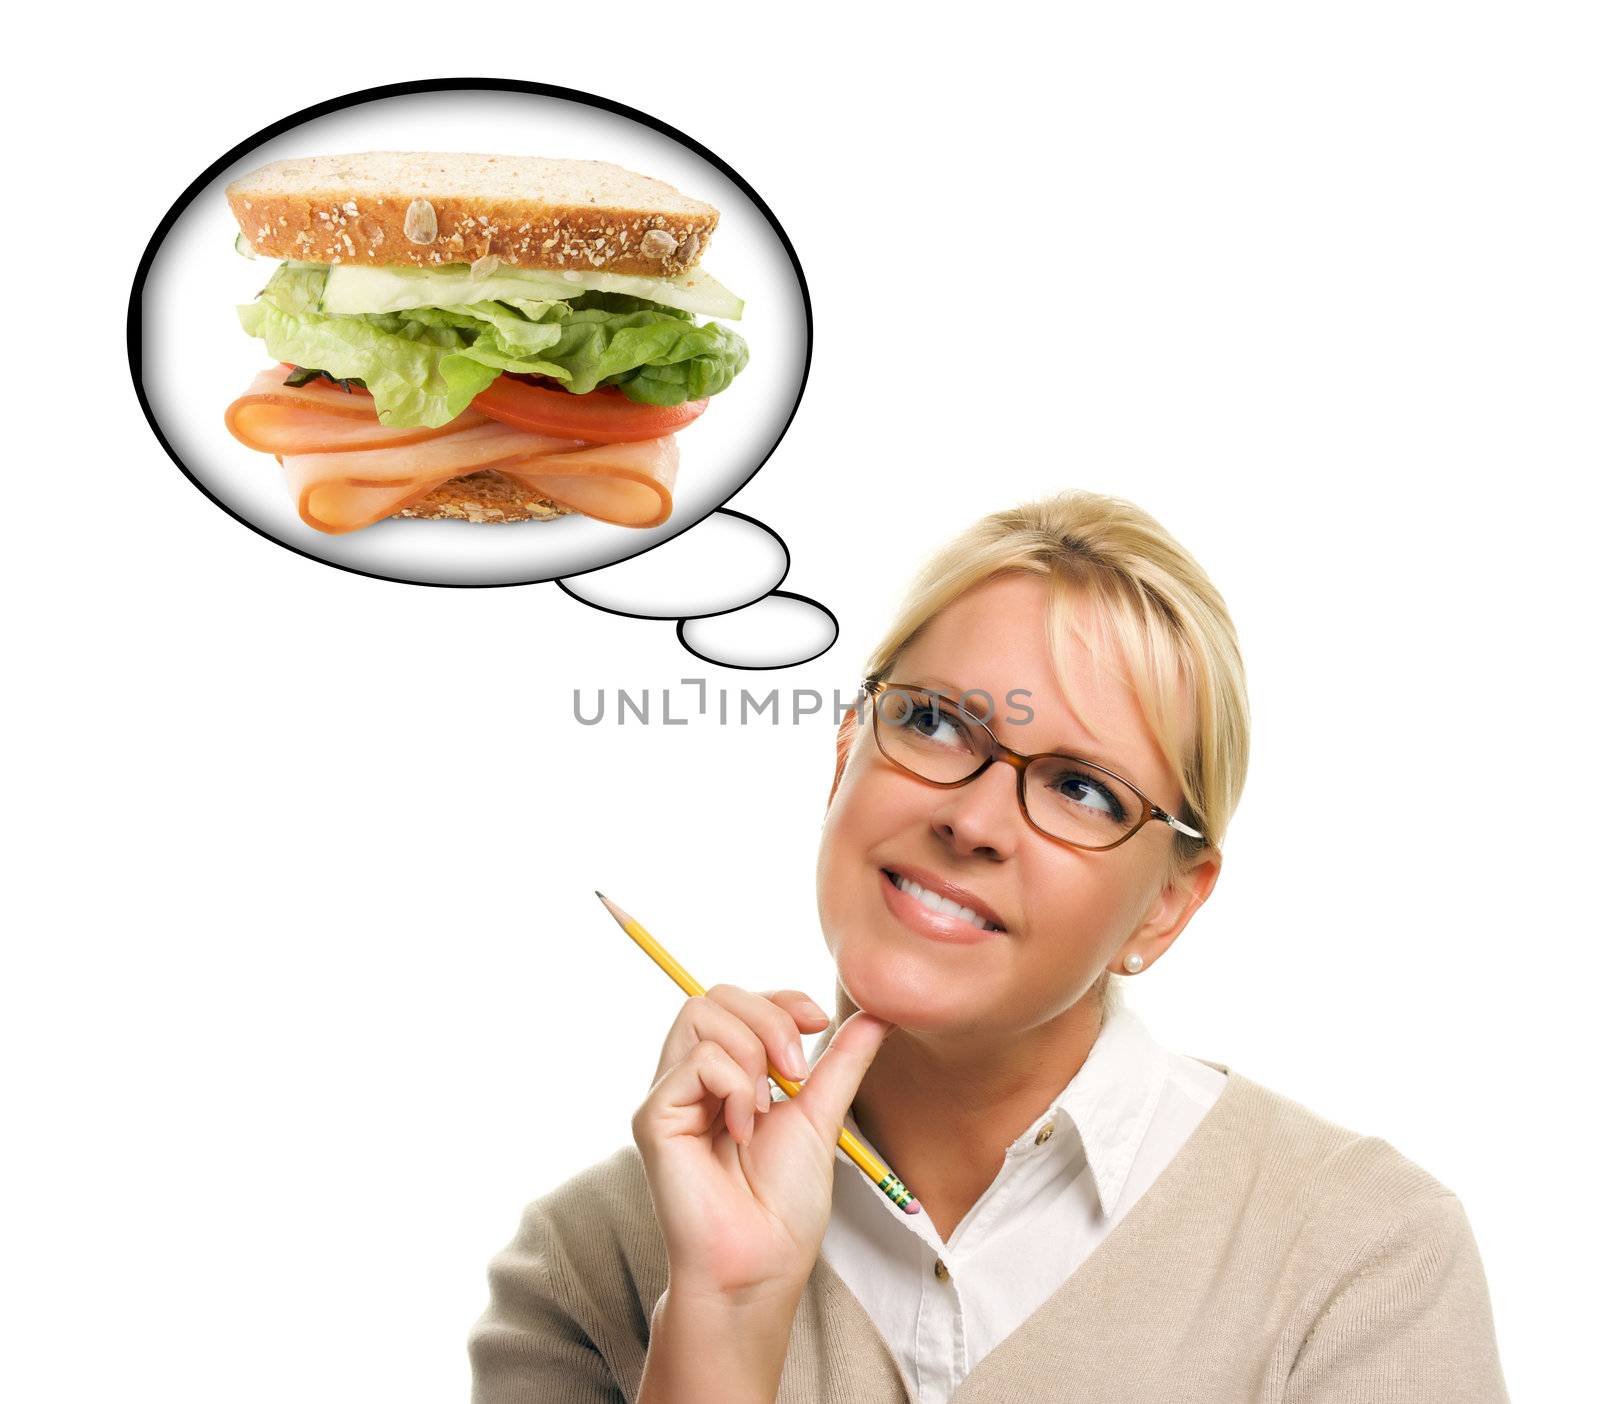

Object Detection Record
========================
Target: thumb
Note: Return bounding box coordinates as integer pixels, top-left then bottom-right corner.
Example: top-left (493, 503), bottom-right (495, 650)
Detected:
top-left (793, 1010), bottom-right (895, 1140)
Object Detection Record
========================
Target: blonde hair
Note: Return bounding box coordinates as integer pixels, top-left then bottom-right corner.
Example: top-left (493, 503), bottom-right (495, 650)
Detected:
top-left (847, 491), bottom-right (1250, 1009)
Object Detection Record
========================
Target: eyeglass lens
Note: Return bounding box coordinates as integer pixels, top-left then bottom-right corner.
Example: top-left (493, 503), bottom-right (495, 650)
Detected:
top-left (873, 687), bottom-right (1140, 847)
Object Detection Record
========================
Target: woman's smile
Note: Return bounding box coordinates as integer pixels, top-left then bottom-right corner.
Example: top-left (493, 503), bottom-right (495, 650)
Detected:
top-left (878, 866), bottom-right (1007, 943)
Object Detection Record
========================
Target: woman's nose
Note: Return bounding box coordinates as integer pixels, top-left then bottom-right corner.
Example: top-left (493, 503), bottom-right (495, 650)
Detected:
top-left (929, 761), bottom-right (1021, 859)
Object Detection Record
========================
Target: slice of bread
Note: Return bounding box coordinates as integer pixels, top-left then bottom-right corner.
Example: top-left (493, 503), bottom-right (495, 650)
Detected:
top-left (229, 152), bottom-right (719, 277)
top-left (394, 470), bottom-right (574, 524)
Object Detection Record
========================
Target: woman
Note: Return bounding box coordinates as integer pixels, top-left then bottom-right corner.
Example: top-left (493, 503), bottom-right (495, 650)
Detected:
top-left (468, 491), bottom-right (1510, 1403)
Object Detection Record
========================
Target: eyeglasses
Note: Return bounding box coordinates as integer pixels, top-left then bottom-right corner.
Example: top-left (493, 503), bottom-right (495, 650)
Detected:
top-left (862, 679), bottom-right (1206, 852)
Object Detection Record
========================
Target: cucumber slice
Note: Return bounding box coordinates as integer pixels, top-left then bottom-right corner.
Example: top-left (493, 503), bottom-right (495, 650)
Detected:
top-left (320, 261), bottom-right (744, 320)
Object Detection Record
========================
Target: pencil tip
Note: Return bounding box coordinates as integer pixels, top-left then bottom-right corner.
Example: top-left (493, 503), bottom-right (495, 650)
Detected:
top-left (594, 891), bottom-right (631, 929)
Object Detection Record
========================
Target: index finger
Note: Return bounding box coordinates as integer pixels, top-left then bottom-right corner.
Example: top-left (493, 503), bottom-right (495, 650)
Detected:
top-left (701, 984), bottom-right (819, 1083)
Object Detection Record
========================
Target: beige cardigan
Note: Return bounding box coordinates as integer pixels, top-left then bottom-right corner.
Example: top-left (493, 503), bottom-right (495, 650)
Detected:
top-left (468, 1061), bottom-right (1510, 1402)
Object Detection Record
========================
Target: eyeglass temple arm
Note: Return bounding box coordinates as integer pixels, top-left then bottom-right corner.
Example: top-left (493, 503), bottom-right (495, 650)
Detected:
top-left (1154, 809), bottom-right (1205, 841)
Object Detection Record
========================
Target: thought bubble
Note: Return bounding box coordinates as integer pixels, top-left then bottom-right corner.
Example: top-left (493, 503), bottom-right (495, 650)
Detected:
top-left (129, 78), bottom-right (830, 662)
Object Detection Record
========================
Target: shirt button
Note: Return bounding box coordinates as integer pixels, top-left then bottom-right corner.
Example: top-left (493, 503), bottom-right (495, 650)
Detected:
top-left (933, 1257), bottom-right (949, 1281)
top-left (1035, 1122), bottom-right (1056, 1145)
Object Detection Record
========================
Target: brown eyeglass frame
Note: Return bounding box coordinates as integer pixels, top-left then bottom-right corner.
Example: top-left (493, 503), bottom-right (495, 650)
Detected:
top-left (862, 678), bottom-right (1207, 852)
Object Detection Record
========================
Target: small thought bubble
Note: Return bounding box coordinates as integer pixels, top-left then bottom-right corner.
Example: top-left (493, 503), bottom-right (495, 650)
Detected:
top-left (680, 591), bottom-right (838, 670)
top-left (561, 509), bottom-right (835, 668)
top-left (559, 510), bottom-right (787, 619)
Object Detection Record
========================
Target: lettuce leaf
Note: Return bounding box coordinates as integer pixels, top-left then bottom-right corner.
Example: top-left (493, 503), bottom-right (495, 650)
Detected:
top-left (236, 263), bottom-right (749, 428)
top-left (530, 294), bottom-right (750, 403)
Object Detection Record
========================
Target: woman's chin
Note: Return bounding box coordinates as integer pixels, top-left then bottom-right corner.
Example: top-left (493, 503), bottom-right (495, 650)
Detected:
top-left (835, 940), bottom-right (990, 1030)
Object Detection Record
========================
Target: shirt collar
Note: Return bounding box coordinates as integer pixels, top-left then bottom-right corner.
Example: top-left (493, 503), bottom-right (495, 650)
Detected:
top-left (813, 1001), bottom-right (1170, 1221)
top-left (1040, 1001), bottom-right (1170, 1218)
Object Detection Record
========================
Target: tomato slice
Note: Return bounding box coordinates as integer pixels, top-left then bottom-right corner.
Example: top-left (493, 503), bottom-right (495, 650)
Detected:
top-left (471, 377), bottom-right (709, 443)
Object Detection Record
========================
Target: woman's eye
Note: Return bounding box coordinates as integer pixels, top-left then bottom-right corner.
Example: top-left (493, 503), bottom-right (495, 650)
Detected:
top-left (903, 702), bottom-right (980, 751)
top-left (1056, 774), bottom-right (1125, 820)
top-left (909, 705), bottom-right (956, 740)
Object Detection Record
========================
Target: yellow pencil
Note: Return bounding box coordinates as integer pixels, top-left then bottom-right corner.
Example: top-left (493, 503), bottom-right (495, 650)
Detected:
top-left (595, 891), bottom-right (921, 1216)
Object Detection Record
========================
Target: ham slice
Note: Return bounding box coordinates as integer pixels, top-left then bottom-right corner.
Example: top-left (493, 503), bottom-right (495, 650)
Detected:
top-left (497, 437), bottom-right (681, 530)
top-left (226, 368), bottom-right (678, 533)
top-left (224, 369), bottom-right (493, 454)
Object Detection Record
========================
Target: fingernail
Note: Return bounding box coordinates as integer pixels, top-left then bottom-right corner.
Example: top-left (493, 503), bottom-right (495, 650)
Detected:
top-left (757, 1081), bottom-right (771, 1112)
top-left (802, 999), bottom-right (828, 1019)
top-left (784, 1039), bottom-right (807, 1078)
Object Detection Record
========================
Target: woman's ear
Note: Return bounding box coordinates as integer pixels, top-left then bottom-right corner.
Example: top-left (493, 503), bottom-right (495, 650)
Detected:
top-left (828, 709), bottom-right (860, 810)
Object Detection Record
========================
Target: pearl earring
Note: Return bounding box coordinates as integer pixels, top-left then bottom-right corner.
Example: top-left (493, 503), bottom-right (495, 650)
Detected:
top-left (1123, 953), bottom-right (1144, 973)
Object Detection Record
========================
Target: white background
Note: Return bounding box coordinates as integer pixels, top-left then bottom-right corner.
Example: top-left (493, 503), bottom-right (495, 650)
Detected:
top-left (6, 5), bottom-right (1596, 1400)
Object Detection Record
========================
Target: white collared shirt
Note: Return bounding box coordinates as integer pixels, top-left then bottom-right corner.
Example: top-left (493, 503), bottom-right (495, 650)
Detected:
top-left (799, 1003), bottom-right (1226, 1404)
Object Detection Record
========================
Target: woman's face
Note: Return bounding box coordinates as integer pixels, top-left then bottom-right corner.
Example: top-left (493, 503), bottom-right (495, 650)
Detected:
top-left (817, 571), bottom-right (1218, 1037)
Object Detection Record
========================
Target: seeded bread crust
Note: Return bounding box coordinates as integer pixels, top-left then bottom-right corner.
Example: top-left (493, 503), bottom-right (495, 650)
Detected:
top-left (228, 152), bottom-right (719, 277)
top-left (395, 470), bottom-right (576, 524)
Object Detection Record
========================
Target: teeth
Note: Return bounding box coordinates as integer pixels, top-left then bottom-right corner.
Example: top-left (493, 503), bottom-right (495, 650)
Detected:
top-left (889, 872), bottom-right (998, 932)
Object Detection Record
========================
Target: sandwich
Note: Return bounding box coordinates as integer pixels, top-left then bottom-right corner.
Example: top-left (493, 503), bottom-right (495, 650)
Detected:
top-left (222, 152), bottom-right (749, 534)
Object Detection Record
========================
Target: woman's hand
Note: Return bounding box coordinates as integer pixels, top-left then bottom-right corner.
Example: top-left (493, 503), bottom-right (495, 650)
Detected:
top-left (632, 985), bottom-right (894, 1304)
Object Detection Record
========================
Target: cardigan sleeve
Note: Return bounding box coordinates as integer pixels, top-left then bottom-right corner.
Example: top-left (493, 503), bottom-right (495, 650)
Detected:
top-left (468, 1198), bottom-right (627, 1404)
top-left (1284, 1191), bottom-right (1510, 1403)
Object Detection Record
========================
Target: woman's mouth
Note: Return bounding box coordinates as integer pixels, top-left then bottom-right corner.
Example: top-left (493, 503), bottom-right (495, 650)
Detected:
top-left (879, 867), bottom-right (1006, 943)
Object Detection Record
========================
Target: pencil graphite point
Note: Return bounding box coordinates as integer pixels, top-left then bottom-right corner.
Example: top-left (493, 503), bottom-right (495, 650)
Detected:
top-left (595, 891), bottom-right (635, 931)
